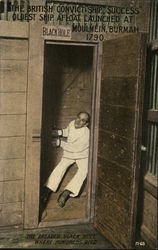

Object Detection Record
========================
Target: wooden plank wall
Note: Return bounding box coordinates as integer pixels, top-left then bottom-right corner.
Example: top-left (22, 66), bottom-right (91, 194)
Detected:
top-left (0, 38), bottom-right (28, 228)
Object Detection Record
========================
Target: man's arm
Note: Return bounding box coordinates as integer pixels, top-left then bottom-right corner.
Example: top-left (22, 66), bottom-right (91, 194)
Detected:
top-left (62, 127), bottom-right (69, 137)
top-left (60, 131), bottom-right (89, 153)
top-left (51, 124), bottom-right (69, 147)
top-left (51, 127), bottom-right (68, 137)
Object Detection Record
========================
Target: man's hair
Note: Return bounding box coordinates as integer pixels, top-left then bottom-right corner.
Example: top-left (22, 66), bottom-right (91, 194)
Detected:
top-left (77, 111), bottom-right (91, 126)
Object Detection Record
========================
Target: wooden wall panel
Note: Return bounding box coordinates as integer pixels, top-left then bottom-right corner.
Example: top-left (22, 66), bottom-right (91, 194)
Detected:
top-left (0, 60), bottom-right (27, 92)
top-left (0, 39), bottom-right (28, 60)
top-left (4, 180), bottom-right (24, 203)
top-left (0, 167), bottom-right (3, 181)
top-left (0, 115), bottom-right (25, 136)
top-left (0, 21), bottom-right (28, 38)
top-left (0, 93), bottom-right (26, 114)
top-left (141, 188), bottom-right (157, 248)
top-left (0, 202), bottom-right (23, 226)
top-left (0, 37), bottom-right (28, 229)
top-left (0, 182), bottom-right (3, 202)
top-left (0, 159), bottom-right (25, 181)
top-left (0, 137), bottom-right (25, 159)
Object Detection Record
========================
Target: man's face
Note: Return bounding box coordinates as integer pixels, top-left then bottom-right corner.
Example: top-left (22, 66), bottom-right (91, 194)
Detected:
top-left (74, 113), bottom-right (88, 129)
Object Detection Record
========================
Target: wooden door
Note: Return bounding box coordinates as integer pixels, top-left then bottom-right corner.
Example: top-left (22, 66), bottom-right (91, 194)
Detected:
top-left (94, 33), bottom-right (147, 249)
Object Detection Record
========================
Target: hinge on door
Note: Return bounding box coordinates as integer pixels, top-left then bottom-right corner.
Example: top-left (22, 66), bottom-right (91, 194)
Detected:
top-left (141, 145), bottom-right (147, 152)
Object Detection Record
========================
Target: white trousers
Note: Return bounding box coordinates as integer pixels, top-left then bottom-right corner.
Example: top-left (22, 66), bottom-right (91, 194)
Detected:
top-left (45, 157), bottom-right (88, 197)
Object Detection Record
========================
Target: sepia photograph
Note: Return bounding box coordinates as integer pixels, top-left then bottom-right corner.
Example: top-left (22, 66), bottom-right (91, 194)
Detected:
top-left (0, 0), bottom-right (157, 249)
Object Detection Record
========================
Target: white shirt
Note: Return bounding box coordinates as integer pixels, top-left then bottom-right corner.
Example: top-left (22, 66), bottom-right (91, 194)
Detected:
top-left (60, 120), bottom-right (89, 159)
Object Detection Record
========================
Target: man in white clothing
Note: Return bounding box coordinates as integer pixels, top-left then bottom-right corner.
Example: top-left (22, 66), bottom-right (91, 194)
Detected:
top-left (40, 112), bottom-right (90, 218)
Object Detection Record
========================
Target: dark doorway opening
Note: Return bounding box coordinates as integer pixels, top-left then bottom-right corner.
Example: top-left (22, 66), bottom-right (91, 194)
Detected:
top-left (39, 43), bottom-right (94, 225)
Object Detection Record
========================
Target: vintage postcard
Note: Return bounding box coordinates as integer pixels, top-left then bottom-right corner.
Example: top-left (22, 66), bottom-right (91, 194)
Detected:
top-left (0, 0), bottom-right (157, 249)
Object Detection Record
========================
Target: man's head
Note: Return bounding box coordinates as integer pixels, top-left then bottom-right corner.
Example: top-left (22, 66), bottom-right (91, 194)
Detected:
top-left (74, 112), bottom-right (90, 129)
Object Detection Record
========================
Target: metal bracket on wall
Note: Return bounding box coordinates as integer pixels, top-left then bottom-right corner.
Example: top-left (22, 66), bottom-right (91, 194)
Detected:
top-left (32, 129), bottom-right (41, 142)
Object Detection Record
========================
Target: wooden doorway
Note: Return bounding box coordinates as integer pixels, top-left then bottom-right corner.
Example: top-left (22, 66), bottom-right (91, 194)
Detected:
top-left (25, 33), bottom-right (147, 249)
top-left (39, 43), bottom-right (96, 226)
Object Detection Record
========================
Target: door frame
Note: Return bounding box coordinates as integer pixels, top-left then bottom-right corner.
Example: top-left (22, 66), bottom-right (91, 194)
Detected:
top-left (24, 38), bottom-right (102, 229)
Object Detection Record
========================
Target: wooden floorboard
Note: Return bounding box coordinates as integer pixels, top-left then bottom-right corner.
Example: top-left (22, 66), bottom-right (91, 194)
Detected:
top-left (40, 166), bottom-right (88, 223)
top-left (43, 197), bottom-right (87, 222)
